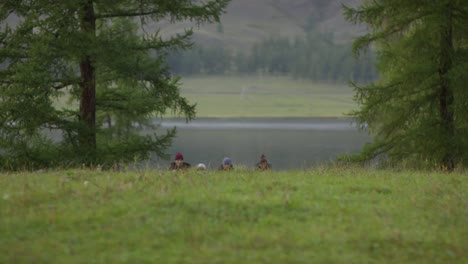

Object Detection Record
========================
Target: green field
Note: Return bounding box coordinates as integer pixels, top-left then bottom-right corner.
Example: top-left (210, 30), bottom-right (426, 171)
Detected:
top-left (1, 168), bottom-right (466, 263)
top-left (177, 75), bottom-right (355, 117)
top-left (52, 75), bottom-right (355, 118)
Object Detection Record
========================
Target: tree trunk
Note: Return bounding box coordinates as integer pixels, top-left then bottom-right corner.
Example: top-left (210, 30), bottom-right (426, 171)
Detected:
top-left (79, 0), bottom-right (97, 159)
top-left (438, 2), bottom-right (455, 170)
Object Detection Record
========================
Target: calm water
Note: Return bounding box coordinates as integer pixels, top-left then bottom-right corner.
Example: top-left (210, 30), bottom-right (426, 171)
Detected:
top-left (152, 118), bottom-right (371, 170)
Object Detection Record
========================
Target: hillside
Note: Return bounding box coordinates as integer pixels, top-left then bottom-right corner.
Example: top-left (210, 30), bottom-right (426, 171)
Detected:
top-left (2, 0), bottom-right (365, 51)
top-left (156, 0), bottom-right (365, 50)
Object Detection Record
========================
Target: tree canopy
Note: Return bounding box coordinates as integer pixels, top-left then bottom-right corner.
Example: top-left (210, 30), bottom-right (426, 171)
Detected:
top-left (343, 0), bottom-right (468, 170)
top-left (0, 0), bottom-right (230, 170)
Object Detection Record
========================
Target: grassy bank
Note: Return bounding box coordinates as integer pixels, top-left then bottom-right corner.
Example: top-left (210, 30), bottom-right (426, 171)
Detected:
top-left (178, 75), bottom-right (355, 117)
top-left (1, 168), bottom-right (466, 263)
top-left (53, 75), bottom-right (355, 118)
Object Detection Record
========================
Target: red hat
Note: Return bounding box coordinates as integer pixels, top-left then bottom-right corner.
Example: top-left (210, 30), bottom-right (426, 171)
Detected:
top-left (175, 152), bottom-right (184, 160)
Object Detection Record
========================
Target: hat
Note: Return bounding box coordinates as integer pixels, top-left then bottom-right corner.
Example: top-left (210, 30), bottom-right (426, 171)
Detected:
top-left (223, 157), bottom-right (232, 165)
top-left (197, 163), bottom-right (207, 170)
top-left (175, 152), bottom-right (184, 161)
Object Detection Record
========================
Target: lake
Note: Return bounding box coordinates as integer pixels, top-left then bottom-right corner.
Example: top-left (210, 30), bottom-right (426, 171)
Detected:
top-left (152, 118), bottom-right (371, 170)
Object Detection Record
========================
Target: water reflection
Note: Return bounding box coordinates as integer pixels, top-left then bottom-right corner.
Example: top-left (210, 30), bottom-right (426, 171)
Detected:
top-left (153, 118), bottom-right (371, 170)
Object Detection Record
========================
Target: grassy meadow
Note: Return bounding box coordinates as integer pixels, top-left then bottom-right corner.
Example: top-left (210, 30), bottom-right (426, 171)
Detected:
top-left (53, 75), bottom-right (355, 118)
top-left (1, 167), bottom-right (466, 263)
top-left (177, 75), bottom-right (355, 117)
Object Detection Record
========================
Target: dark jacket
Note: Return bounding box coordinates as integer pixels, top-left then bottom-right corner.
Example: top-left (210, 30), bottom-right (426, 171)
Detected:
top-left (256, 161), bottom-right (272, 170)
top-left (169, 162), bottom-right (191, 170)
top-left (218, 164), bottom-right (234, 171)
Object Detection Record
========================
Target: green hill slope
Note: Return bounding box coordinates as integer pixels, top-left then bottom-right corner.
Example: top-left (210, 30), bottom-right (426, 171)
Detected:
top-left (3, 0), bottom-right (364, 50)
top-left (156, 0), bottom-right (365, 50)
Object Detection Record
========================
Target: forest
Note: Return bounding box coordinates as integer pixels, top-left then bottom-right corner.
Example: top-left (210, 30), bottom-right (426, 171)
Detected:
top-left (167, 24), bottom-right (377, 82)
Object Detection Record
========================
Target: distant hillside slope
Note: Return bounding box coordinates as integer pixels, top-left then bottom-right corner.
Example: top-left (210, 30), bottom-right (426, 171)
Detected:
top-left (156, 0), bottom-right (364, 50)
top-left (2, 0), bottom-right (364, 51)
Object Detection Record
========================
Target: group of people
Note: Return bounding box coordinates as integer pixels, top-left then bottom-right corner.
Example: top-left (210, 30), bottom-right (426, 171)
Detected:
top-left (168, 152), bottom-right (272, 171)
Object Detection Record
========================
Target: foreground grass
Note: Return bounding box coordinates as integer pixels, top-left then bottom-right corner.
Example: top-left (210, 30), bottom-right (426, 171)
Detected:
top-left (0, 168), bottom-right (467, 263)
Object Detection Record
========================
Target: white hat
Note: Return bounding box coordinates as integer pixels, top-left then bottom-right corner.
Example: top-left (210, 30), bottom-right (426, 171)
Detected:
top-left (197, 163), bottom-right (207, 170)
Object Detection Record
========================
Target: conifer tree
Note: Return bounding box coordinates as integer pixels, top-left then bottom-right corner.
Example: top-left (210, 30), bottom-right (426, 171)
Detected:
top-left (0, 0), bottom-right (229, 169)
top-left (343, 0), bottom-right (468, 170)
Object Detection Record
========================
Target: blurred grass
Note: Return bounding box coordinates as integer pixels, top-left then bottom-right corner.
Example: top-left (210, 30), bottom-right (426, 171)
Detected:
top-left (1, 167), bottom-right (467, 263)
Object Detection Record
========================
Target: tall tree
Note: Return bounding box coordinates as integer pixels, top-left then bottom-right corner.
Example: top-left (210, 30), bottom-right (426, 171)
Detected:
top-left (343, 0), bottom-right (468, 170)
top-left (0, 0), bottom-right (230, 169)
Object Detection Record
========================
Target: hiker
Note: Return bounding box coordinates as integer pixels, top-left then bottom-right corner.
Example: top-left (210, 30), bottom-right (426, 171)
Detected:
top-left (169, 152), bottom-right (191, 170)
top-left (218, 157), bottom-right (234, 171)
top-left (256, 154), bottom-right (272, 170)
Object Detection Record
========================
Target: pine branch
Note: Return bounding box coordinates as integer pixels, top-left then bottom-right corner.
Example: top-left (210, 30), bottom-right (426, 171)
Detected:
top-left (51, 79), bottom-right (80, 90)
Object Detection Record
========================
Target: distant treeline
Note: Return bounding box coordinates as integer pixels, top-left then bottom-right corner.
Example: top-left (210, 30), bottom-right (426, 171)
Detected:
top-left (167, 31), bottom-right (378, 82)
